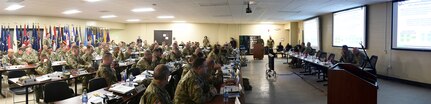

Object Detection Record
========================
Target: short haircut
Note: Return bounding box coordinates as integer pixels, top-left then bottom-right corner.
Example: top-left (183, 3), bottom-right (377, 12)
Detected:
top-left (72, 46), bottom-right (79, 50)
top-left (103, 52), bottom-right (113, 60)
top-left (192, 57), bottom-right (206, 69)
top-left (153, 48), bottom-right (163, 53)
top-left (342, 45), bottom-right (348, 50)
top-left (153, 64), bottom-right (170, 80)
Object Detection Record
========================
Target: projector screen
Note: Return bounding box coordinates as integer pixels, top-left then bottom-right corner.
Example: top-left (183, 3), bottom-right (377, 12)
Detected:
top-left (303, 17), bottom-right (320, 50)
top-left (333, 6), bottom-right (367, 48)
top-left (392, 0), bottom-right (431, 51)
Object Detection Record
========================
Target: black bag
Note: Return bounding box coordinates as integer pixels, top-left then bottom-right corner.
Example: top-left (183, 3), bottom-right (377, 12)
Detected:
top-left (243, 78), bottom-right (252, 91)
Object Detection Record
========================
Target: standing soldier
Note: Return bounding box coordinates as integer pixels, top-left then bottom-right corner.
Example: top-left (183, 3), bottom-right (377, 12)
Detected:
top-left (203, 36), bottom-right (210, 47)
top-left (267, 36), bottom-right (275, 49)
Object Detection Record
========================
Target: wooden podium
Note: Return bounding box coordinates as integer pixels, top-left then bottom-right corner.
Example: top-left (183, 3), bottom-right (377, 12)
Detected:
top-left (253, 44), bottom-right (264, 60)
top-left (328, 64), bottom-right (377, 104)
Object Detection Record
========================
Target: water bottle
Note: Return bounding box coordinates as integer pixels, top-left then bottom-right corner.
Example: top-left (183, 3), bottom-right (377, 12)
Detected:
top-left (82, 89), bottom-right (88, 104)
top-left (62, 66), bottom-right (66, 72)
top-left (122, 72), bottom-right (127, 83)
top-left (223, 87), bottom-right (228, 103)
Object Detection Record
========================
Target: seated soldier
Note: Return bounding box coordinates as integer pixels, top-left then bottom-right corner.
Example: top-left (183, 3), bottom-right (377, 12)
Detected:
top-left (96, 52), bottom-right (118, 86)
top-left (139, 64), bottom-right (173, 104)
top-left (22, 47), bottom-right (38, 64)
top-left (34, 54), bottom-right (53, 102)
top-left (124, 47), bottom-right (133, 60)
top-left (174, 58), bottom-right (217, 104)
top-left (2, 49), bottom-right (25, 66)
top-left (136, 50), bottom-right (153, 71)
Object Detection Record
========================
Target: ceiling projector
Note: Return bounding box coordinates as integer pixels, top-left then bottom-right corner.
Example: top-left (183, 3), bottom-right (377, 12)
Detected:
top-left (246, 3), bottom-right (252, 13)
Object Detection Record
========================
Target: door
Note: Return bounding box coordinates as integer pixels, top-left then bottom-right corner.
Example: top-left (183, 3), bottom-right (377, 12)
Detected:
top-left (154, 30), bottom-right (172, 45)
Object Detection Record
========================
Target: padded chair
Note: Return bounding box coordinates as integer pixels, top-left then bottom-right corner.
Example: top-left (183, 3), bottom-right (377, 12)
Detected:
top-left (363, 55), bottom-right (378, 75)
top-left (8, 70), bottom-right (34, 104)
top-left (129, 68), bottom-right (142, 76)
top-left (88, 78), bottom-right (108, 92)
top-left (44, 81), bottom-right (74, 103)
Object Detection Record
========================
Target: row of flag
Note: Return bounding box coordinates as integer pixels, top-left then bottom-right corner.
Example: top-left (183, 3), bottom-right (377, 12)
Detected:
top-left (0, 24), bottom-right (110, 52)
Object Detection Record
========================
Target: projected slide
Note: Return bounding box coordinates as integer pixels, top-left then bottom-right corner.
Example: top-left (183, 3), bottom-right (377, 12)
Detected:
top-left (303, 17), bottom-right (320, 50)
top-left (333, 7), bottom-right (366, 48)
top-left (393, 0), bottom-right (431, 50)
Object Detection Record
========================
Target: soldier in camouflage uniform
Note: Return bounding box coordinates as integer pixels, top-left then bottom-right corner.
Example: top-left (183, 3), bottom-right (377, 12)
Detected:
top-left (136, 50), bottom-right (153, 71)
top-left (96, 52), bottom-right (117, 86)
top-left (21, 47), bottom-right (38, 64)
top-left (2, 49), bottom-right (24, 65)
top-left (167, 43), bottom-right (182, 62)
top-left (182, 42), bottom-right (193, 56)
top-left (123, 47), bottom-right (133, 60)
top-left (34, 54), bottom-right (53, 102)
top-left (174, 58), bottom-right (217, 104)
top-left (140, 64), bottom-right (173, 104)
top-left (80, 45), bottom-right (95, 90)
top-left (14, 47), bottom-right (25, 59)
top-left (113, 47), bottom-right (124, 61)
top-left (181, 54), bottom-right (198, 78)
top-left (203, 36), bottom-right (210, 47)
top-left (151, 48), bottom-right (167, 69)
top-left (66, 46), bottom-right (89, 69)
top-left (267, 36), bottom-right (275, 49)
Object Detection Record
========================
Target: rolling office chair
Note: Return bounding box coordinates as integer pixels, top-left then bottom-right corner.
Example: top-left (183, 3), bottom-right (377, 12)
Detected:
top-left (88, 78), bottom-right (108, 92)
top-left (362, 55), bottom-right (378, 75)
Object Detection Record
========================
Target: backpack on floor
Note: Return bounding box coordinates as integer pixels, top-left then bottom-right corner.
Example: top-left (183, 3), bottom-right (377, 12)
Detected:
top-left (243, 78), bottom-right (252, 91)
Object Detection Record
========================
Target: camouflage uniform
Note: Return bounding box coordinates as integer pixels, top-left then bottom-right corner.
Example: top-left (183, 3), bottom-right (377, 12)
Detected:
top-left (14, 52), bottom-right (24, 59)
top-left (174, 70), bottom-right (213, 104)
top-left (136, 58), bottom-right (152, 71)
top-left (2, 55), bottom-right (24, 65)
top-left (35, 59), bottom-right (53, 102)
top-left (167, 51), bottom-right (182, 62)
top-left (81, 52), bottom-right (95, 89)
top-left (66, 54), bottom-right (82, 69)
top-left (181, 64), bottom-right (191, 78)
top-left (203, 38), bottom-right (210, 47)
top-left (140, 80), bottom-right (173, 104)
top-left (35, 60), bottom-right (53, 75)
top-left (22, 53), bottom-right (38, 64)
top-left (96, 65), bottom-right (117, 86)
top-left (182, 48), bottom-right (193, 56)
top-left (113, 51), bottom-right (125, 61)
top-left (267, 39), bottom-right (274, 48)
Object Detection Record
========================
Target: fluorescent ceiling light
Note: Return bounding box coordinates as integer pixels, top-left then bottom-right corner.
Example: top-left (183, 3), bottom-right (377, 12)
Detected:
top-left (173, 21), bottom-right (186, 23)
top-left (100, 15), bottom-right (117, 18)
top-left (5, 4), bottom-right (24, 11)
top-left (131, 8), bottom-right (155, 12)
top-left (126, 19), bottom-right (140, 22)
top-left (62, 9), bottom-right (81, 14)
top-left (83, 0), bottom-right (101, 2)
top-left (261, 22), bottom-right (274, 24)
top-left (157, 16), bottom-right (175, 19)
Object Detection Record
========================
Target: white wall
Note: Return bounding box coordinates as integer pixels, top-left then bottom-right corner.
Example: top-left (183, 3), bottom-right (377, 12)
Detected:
top-left (319, 2), bottom-right (431, 84)
top-left (121, 23), bottom-right (290, 46)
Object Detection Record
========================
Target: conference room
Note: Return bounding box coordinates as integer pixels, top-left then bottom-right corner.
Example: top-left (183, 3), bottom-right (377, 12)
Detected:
top-left (1, 0), bottom-right (431, 104)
